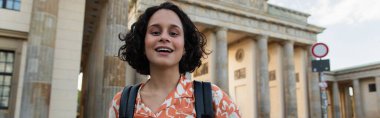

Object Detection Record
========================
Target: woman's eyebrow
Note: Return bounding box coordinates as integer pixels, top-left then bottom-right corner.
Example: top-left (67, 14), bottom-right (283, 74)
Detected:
top-left (148, 24), bottom-right (161, 29)
top-left (148, 23), bottom-right (182, 29)
top-left (170, 24), bottom-right (182, 29)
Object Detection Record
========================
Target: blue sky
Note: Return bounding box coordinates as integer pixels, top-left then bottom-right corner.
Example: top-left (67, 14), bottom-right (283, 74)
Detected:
top-left (268, 0), bottom-right (380, 70)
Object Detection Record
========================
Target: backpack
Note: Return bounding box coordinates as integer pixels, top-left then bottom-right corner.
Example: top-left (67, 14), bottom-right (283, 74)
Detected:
top-left (118, 80), bottom-right (214, 118)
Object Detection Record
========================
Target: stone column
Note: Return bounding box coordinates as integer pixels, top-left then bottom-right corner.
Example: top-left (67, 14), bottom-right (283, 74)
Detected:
top-left (301, 47), bottom-right (310, 118)
top-left (102, 0), bottom-right (130, 118)
top-left (376, 76), bottom-right (380, 115)
top-left (283, 41), bottom-right (297, 118)
top-left (20, 0), bottom-right (59, 118)
top-left (277, 44), bottom-right (285, 118)
top-left (332, 81), bottom-right (341, 118)
top-left (353, 79), bottom-right (364, 118)
top-left (344, 86), bottom-right (353, 118)
top-left (213, 27), bottom-right (229, 93)
top-left (257, 35), bottom-right (270, 118)
top-left (306, 46), bottom-right (322, 118)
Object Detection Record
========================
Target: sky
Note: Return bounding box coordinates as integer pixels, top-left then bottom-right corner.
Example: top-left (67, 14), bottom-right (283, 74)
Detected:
top-left (268, 0), bottom-right (380, 70)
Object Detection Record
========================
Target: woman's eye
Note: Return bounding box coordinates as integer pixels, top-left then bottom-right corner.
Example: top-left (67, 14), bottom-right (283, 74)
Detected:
top-left (151, 31), bottom-right (161, 36)
top-left (169, 32), bottom-right (178, 36)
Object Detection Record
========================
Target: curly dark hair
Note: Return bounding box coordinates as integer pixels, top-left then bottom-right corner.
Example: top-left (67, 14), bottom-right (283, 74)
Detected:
top-left (118, 2), bottom-right (208, 75)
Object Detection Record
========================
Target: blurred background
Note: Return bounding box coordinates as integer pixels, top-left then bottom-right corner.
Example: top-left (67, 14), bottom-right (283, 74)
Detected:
top-left (0, 0), bottom-right (379, 118)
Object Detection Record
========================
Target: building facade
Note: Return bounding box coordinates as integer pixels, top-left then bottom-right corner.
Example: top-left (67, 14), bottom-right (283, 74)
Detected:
top-left (0, 0), bottom-right (326, 118)
top-left (324, 62), bottom-right (380, 118)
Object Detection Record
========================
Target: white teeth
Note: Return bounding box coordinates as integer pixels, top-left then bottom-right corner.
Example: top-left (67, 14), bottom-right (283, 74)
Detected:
top-left (155, 48), bottom-right (173, 52)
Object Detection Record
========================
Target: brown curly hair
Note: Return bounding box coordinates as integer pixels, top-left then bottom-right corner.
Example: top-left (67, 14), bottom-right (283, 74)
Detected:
top-left (118, 2), bottom-right (208, 75)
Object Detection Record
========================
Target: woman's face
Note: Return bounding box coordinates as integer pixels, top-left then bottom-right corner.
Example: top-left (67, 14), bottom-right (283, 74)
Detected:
top-left (144, 9), bottom-right (185, 68)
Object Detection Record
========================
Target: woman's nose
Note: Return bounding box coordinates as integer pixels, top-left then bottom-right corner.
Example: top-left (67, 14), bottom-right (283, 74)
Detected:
top-left (159, 32), bottom-right (170, 42)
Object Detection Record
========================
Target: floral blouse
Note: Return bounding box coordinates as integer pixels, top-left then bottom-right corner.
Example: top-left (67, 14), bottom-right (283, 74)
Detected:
top-left (108, 76), bottom-right (241, 118)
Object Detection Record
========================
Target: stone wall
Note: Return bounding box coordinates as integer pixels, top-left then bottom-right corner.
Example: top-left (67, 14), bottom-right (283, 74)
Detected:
top-left (0, 0), bottom-right (33, 32)
top-left (268, 43), bottom-right (284, 118)
top-left (49, 0), bottom-right (85, 117)
top-left (0, 37), bottom-right (26, 118)
top-left (360, 78), bottom-right (379, 118)
top-left (294, 47), bottom-right (308, 118)
top-left (228, 37), bottom-right (256, 118)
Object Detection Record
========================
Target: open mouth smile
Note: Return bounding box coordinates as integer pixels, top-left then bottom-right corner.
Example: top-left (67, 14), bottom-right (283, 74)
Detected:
top-left (155, 47), bottom-right (174, 53)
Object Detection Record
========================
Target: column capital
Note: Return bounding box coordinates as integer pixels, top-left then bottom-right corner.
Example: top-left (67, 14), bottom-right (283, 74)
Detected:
top-left (332, 81), bottom-right (339, 85)
top-left (215, 26), bottom-right (228, 32)
top-left (215, 26), bottom-right (228, 42)
top-left (284, 40), bottom-right (295, 45)
top-left (301, 45), bottom-right (311, 51)
top-left (256, 34), bottom-right (268, 40)
top-left (257, 35), bottom-right (268, 44)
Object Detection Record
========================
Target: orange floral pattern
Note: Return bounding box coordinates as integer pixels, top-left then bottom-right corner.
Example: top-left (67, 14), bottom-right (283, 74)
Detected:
top-left (108, 76), bottom-right (241, 118)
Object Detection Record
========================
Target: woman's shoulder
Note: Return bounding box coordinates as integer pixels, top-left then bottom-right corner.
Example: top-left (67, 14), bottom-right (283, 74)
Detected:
top-left (193, 82), bottom-right (231, 103)
top-left (209, 83), bottom-right (241, 118)
top-left (208, 83), bottom-right (231, 105)
top-left (111, 91), bottom-right (122, 108)
top-left (108, 91), bottom-right (122, 118)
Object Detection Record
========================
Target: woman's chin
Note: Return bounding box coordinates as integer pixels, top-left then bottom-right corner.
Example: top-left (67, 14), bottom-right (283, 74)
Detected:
top-left (150, 60), bottom-right (179, 68)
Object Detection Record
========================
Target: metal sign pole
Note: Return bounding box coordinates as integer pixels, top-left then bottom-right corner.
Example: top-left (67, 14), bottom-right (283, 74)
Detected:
top-left (319, 71), bottom-right (328, 118)
top-left (311, 42), bottom-right (330, 118)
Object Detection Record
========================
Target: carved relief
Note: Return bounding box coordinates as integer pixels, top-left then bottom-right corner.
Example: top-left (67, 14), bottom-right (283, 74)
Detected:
top-left (251, 0), bottom-right (266, 10)
top-left (249, 20), bottom-right (259, 27)
top-left (261, 22), bottom-right (269, 30)
top-left (279, 26), bottom-right (286, 33)
top-left (234, 68), bottom-right (246, 80)
top-left (235, 0), bottom-right (265, 10)
top-left (269, 70), bottom-right (276, 81)
top-left (216, 0), bottom-right (264, 11)
top-left (270, 24), bottom-right (278, 32)
top-left (235, 49), bottom-right (244, 62)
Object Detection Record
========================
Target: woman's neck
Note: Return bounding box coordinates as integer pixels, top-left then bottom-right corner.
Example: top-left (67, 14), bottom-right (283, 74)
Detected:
top-left (146, 65), bottom-right (181, 90)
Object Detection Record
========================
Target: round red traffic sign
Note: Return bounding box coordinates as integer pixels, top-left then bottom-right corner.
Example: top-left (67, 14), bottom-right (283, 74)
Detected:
top-left (311, 43), bottom-right (329, 58)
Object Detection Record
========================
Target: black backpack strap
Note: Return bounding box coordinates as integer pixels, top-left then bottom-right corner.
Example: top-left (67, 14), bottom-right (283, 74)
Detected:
top-left (194, 81), bottom-right (204, 118)
top-left (119, 85), bottom-right (133, 118)
top-left (194, 80), bottom-right (214, 118)
top-left (202, 82), bottom-right (214, 118)
top-left (126, 84), bottom-right (141, 118)
top-left (119, 83), bottom-right (141, 118)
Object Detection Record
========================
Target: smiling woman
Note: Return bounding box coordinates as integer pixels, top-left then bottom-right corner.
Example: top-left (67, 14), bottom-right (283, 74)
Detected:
top-left (109, 1), bottom-right (241, 118)
top-left (118, 2), bottom-right (207, 75)
top-left (143, 9), bottom-right (185, 70)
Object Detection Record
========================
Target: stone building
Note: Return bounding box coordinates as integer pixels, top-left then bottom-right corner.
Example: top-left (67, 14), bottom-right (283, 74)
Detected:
top-left (0, 0), bottom-right (326, 118)
top-left (324, 62), bottom-right (380, 118)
